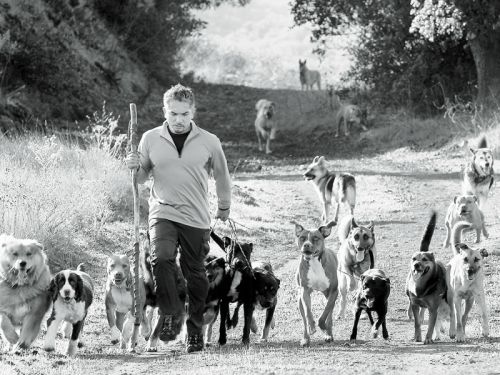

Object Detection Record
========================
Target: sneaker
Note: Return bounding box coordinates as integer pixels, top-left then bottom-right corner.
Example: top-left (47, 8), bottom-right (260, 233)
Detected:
top-left (186, 333), bottom-right (204, 353)
top-left (159, 314), bottom-right (182, 342)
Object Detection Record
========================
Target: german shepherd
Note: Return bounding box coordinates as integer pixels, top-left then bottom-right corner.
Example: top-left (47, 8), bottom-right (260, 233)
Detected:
top-left (299, 60), bottom-right (321, 90)
top-left (304, 156), bottom-right (356, 223)
top-left (463, 136), bottom-right (494, 209)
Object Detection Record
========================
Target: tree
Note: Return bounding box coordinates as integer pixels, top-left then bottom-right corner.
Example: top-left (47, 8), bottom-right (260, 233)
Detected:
top-left (291, 0), bottom-right (475, 112)
top-left (410, 0), bottom-right (500, 105)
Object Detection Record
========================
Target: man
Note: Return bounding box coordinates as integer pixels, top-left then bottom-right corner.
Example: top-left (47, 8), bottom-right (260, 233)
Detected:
top-left (125, 84), bottom-right (231, 353)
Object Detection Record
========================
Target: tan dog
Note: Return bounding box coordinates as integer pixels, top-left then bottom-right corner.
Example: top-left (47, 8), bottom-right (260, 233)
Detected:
top-left (462, 137), bottom-right (494, 209)
top-left (294, 220), bottom-right (338, 347)
top-left (105, 250), bottom-right (154, 351)
top-left (329, 94), bottom-right (368, 137)
top-left (336, 216), bottom-right (377, 319)
top-left (304, 156), bottom-right (356, 223)
top-left (405, 212), bottom-right (456, 344)
top-left (0, 234), bottom-right (51, 352)
top-left (255, 99), bottom-right (277, 154)
top-left (449, 221), bottom-right (490, 342)
top-left (443, 194), bottom-right (488, 248)
top-left (299, 59), bottom-right (321, 90)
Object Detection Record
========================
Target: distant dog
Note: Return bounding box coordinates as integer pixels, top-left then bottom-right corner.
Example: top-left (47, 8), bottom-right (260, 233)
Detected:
top-left (443, 194), bottom-right (488, 248)
top-left (449, 221), bottom-right (490, 342)
top-left (0, 234), bottom-right (51, 352)
top-left (462, 137), bottom-right (494, 209)
top-left (202, 254), bottom-right (231, 347)
top-left (304, 155), bottom-right (356, 223)
top-left (295, 220), bottom-right (338, 347)
top-left (229, 260), bottom-right (280, 342)
top-left (299, 59), bottom-right (321, 90)
top-left (336, 216), bottom-right (376, 319)
top-left (105, 250), bottom-right (155, 351)
top-left (44, 264), bottom-right (94, 356)
top-left (255, 99), bottom-right (277, 154)
top-left (350, 269), bottom-right (390, 343)
top-left (329, 93), bottom-right (368, 137)
top-left (405, 211), bottom-right (456, 344)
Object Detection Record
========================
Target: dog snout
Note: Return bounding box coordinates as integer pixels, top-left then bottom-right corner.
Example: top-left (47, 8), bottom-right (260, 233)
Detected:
top-left (302, 242), bottom-right (313, 254)
top-left (18, 260), bottom-right (27, 269)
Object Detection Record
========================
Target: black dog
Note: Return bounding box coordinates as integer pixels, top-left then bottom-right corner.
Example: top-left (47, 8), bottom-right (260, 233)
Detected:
top-left (209, 230), bottom-right (254, 346)
top-left (229, 260), bottom-right (280, 342)
top-left (202, 254), bottom-right (232, 346)
top-left (350, 268), bottom-right (390, 343)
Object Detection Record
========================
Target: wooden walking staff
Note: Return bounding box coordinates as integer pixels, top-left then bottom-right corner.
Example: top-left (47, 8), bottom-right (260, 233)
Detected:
top-left (128, 103), bottom-right (142, 351)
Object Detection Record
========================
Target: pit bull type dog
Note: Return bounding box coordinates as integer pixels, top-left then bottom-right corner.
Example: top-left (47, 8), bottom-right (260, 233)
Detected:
top-left (336, 216), bottom-right (376, 319)
top-left (405, 211), bottom-right (456, 344)
top-left (295, 220), bottom-right (338, 347)
top-left (350, 269), bottom-right (390, 343)
top-left (304, 156), bottom-right (356, 223)
top-left (462, 136), bottom-right (494, 209)
top-left (255, 99), bottom-right (277, 154)
top-left (449, 221), bottom-right (490, 342)
top-left (443, 194), bottom-right (488, 248)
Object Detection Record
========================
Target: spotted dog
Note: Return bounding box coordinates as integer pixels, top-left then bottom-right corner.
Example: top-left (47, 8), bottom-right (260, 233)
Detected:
top-left (463, 136), bottom-right (494, 209)
top-left (336, 216), bottom-right (376, 320)
top-left (304, 155), bottom-right (356, 223)
top-left (295, 220), bottom-right (338, 347)
top-left (44, 264), bottom-right (94, 356)
top-left (405, 211), bottom-right (456, 344)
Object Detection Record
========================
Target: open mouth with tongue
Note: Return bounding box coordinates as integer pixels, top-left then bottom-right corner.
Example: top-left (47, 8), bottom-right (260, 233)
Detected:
top-left (412, 264), bottom-right (430, 280)
top-left (355, 249), bottom-right (366, 262)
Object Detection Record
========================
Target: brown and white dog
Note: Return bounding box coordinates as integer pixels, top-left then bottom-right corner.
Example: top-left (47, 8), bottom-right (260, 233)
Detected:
top-left (294, 220), bottom-right (338, 347)
top-left (336, 216), bottom-right (376, 320)
top-left (443, 194), bottom-right (488, 248)
top-left (449, 221), bottom-right (491, 342)
top-left (0, 234), bottom-right (51, 353)
top-left (255, 99), bottom-right (277, 154)
top-left (44, 264), bottom-right (94, 356)
top-left (304, 156), bottom-right (356, 223)
top-left (462, 137), bottom-right (494, 209)
top-left (405, 211), bottom-right (456, 344)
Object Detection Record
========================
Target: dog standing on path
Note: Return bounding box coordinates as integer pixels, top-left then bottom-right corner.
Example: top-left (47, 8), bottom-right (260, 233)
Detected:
top-left (463, 137), bottom-right (494, 209)
top-left (255, 99), bottom-right (277, 154)
top-left (405, 211), bottom-right (456, 344)
top-left (449, 221), bottom-right (490, 342)
top-left (303, 156), bottom-right (356, 223)
top-left (294, 220), bottom-right (338, 347)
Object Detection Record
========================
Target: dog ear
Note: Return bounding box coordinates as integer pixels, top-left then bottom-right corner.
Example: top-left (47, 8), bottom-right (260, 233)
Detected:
top-left (469, 147), bottom-right (477, 155)
top-left (480, 248), bottom-right (489, 258)
top-left (473, 195), bottom-right (478, 203)
top-left (351, 217), bottom-right (358, 228)
top-left (319, 224), bottom-right (333, 238)
top-left (453, 195), bottom-right (459, 204)
top-left (222, 236), bottom-right (232, 248)
top-left (367, 221), bottom-right (374, 232)
top-left (74, 274), bottom-right (84, 302)
top-left (294, 223), bottom-right (304, 237)
top-left (425, 252), bottom-right (435, 262)
top-left (312, 156), bottom-right (319, 163)
top-left (318, 156), bottom-right (325, 164)
top-left (48, 275), bottom-right (60, 302)
top-left (455, 243), bottom-right (469, 253)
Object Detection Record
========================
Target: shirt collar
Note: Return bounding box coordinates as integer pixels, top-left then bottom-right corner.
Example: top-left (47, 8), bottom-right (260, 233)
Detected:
top-left (160, 120), bottom-right (199, 143)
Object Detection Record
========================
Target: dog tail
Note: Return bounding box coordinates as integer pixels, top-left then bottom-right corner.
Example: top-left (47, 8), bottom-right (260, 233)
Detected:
top-left (478, 136), bottom-right (487, 149)
top-left (76, 263), bottom-right (86, 272)
top-left (419, 211), bottom-right (437, 252)
top-left (210, 230), bottom-right (225, 250)
top-left (451, 221), bottom-right (472, 256)
top-left (341, 175), bottom-right (356, 214)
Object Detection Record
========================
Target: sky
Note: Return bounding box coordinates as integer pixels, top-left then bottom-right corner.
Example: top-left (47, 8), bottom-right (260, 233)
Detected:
top-left (187, 0), bottom-right (354, 87)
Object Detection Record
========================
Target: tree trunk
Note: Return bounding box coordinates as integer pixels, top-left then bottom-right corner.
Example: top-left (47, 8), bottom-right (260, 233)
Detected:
top-left (468, 31), bottom-right (500, 107)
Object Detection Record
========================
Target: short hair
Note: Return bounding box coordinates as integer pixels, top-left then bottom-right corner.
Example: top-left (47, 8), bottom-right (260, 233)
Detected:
top-left (163, 84), bottom-right (195, 108)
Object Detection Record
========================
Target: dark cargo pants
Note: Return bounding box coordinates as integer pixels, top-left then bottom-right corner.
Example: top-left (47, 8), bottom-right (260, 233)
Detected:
top-left (149, 218), bottom-right (210, 336)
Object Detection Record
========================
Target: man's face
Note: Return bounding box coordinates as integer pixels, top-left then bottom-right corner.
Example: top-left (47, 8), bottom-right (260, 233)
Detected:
top-left (163, 99), bottom-right (194, 134)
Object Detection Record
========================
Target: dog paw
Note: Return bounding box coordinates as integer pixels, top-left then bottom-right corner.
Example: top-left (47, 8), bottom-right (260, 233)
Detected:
top-left (371, 325), bottom-right (378, 339)
top-left (111, 339), bottom-right (119, 345)
top-left (145, 345), bottom-right (158, 352)
top-left (259, 338), bottom-right (268, 344)
top-left (423, 338), bottom-right (434, 345)
top-left (324, 335), bottom-right (333, 343)
top-left (300, 338), bottom-right (310, 347)
top-left (308, 324), bottom-right (316, 336)
top-left (43, 345), bottom-right (55, 352)
top-left (456, 333), bottom-right (465, 343)
top-left (218, 337), bottom-right (227, 346)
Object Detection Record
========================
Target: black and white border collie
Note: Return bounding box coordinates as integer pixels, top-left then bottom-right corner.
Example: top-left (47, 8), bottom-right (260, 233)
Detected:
top-left (44, 263), bottom-right (94, 356)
